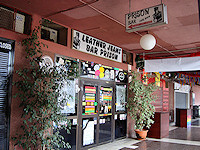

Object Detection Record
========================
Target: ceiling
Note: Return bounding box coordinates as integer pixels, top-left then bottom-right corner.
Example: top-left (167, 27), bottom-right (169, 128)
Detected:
top-left (1, 0), bottom-right (200, 58)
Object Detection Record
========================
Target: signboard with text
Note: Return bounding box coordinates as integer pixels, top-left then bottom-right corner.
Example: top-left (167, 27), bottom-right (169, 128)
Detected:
top-left (72, 30), bottom-right (122, 63)
top-left (125, 4), bottom-right (168, 32)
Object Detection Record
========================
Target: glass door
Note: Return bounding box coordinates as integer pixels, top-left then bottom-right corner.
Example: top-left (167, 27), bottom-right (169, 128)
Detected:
top-left (81, 84), bottom-right (98, 148)
top-left (78, 79), bottom-right (114, 149)
top-left (115, 84), bottom-right (127, 139)
top-left (82, 85), bottom-right (98, 116)
top-left (99, 86), bottom-right (113, 143)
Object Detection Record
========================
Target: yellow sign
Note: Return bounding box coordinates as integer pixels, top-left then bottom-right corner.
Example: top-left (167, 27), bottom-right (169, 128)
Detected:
top-left (155, 72), bottom-right (160, 87)
top-left (143, 71), bottom-right (148, 85)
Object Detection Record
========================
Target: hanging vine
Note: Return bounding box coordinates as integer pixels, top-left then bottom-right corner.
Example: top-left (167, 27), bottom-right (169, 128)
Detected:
top-left (12, 23), bottom-right (78, 149)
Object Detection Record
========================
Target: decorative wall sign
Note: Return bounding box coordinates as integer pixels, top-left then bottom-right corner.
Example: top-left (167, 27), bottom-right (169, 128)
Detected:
top-left (115, 69), bottom-right (128, 83)
top-left (39, 55), bottom-right (54, 71)
top-left (72, 30), bottom-right (122, 62)
top-left (125, 4), bottom-right (168, 32)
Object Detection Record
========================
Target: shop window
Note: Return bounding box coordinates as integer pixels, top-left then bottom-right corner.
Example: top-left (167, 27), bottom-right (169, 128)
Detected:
top-left (115, 84), bottom-right (127, 139)
top-left (55, 55), bottom-right (79, 116)
top-left (115, 85), bottom-right (127, 112)
top-left (41, 19), bottom-right (68, 46)
top-left (0, 4), bottom-right (32, 35)
top-left (56, 119), bottom-right (77, 150)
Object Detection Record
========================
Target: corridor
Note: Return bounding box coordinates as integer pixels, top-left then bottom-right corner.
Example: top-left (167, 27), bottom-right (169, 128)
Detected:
top-left (89, 118), bottom-right (200, 150)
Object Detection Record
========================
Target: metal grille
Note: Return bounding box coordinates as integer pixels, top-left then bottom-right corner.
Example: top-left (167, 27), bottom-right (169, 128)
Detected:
top-left (0, 50), bottom-right (9, 150)
top-left (0, 7), bottom-right (14, 30)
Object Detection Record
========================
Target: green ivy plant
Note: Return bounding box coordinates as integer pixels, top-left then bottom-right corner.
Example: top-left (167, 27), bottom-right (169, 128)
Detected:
top-left (13, 24), bottom-right (78, 149)
top-left (127, 71), bottom-right (157, 131)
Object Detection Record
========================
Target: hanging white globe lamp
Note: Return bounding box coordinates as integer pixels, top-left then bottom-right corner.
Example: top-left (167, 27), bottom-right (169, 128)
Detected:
top-left (140, 34), bottom-right (156, 50)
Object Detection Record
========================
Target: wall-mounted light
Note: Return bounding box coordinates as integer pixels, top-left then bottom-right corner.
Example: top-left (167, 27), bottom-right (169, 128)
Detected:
top-left (140, 34), bottom-right (156, 50)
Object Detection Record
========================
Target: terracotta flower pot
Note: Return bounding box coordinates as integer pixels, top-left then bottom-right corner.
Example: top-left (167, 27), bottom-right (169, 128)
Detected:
top-left (135, 129), bottom-right (148, 140)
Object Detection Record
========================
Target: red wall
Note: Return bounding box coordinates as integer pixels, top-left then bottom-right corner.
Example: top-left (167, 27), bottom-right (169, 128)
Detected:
top-left (192, 85), bottom-right (200, 105)
top-left (0, 14), bottom-right (135, 149)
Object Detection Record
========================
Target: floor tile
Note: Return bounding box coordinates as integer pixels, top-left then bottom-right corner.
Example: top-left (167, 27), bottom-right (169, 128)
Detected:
top-left (132, 140), bottom-right (200, 150)
top-left (168, 127), bottom-right (200, 141)
top-left (192, 119), bottom-right (200, 126)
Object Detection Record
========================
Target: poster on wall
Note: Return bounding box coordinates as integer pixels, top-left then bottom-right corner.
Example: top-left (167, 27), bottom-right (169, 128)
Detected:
top-left (99, 87), bottom-right (112, 115)
top-left (83, 120), bottom-right (94, 146)
top-left (58, 80), bottom-right (76, 114)
top-left (82, 85), bottom-right (98, 115)
top-left (116, 85), bottom-right (126, 111)
top-left (72, 30), bottom-right (122, 63)
top-left (81, 61), bottom-right (115, 81)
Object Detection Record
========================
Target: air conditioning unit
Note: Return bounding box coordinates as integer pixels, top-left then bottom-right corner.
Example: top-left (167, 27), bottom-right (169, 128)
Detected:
top-left (15, 13), bottom-right (25, 33)
top-left (0, 7), bottom-right (14, 30)
top-left (41, 26), bottom-right (58, 43)
top-left (0, 7), bottom-right (25, 34)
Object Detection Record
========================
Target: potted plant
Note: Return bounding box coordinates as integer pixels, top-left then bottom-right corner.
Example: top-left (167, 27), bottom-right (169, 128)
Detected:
top-left (12, 24), bottom-right (78, 149)
top-left (127, 71), bottom-right (157, 140)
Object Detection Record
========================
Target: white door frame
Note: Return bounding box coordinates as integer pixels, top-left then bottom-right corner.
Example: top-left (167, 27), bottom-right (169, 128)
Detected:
top-left (174, 82), bottom-right (190, 123)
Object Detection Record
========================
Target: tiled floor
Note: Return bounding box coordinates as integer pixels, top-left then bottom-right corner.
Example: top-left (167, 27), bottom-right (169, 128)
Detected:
top-left (168, 127), bottom-right (200, 141)
top-left (89, 118), bottom-right (200, 150)
top-left (192, 119), bottom-right (200, 126)
top-left (120, 140), bottom-right (200, 150)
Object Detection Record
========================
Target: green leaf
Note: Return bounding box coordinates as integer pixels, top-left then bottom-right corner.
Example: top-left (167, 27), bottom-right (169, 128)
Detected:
top-left (13, 21), bottom-right (75, 149)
